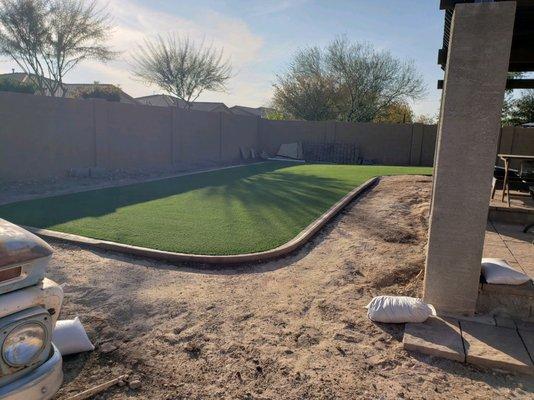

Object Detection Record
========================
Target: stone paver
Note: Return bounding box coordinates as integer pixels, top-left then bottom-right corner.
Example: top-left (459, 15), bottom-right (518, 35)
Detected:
top-left (515, 320), bottom-right (534, 332)
top-left (494, 316), bottom-right (516, 329)
top-left (484, 221), bottom-right (533, 277)
top-left (460, 320), bottom-right (534, 375)
top-left (518, 329), bottom-right (534, 364)
top-left (504, 241), bottom-right (534, 278)
top-left (403, 316), bottom-right (465, 362)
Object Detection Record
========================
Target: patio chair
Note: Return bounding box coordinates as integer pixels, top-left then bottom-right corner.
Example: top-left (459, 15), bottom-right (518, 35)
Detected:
top-left (523, 186), bottom-right (534, 233)
top-left (519, 160), bottom-right (534, 184)
top-left (491, 165), bottom-right (525, 199)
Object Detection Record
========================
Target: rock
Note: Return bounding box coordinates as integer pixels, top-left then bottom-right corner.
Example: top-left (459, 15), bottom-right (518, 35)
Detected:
top-left (100, 342), bottom-right (117, 353)
top-left (129, 379), bottom-right (142, 390)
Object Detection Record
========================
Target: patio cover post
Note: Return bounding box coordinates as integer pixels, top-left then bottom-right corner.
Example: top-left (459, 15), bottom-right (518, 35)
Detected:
top-left (423, 1), bottom-right (516, 315)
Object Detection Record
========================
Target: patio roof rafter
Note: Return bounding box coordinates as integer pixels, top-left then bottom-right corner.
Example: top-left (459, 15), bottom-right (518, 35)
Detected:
top-left (439, 0), bottom-right (534, 73)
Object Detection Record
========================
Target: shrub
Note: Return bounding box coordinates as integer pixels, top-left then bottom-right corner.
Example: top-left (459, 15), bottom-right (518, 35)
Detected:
top-left (74, 84), bottom-right (122, 102)
top-left (0, 77), bottom-right (36, 94)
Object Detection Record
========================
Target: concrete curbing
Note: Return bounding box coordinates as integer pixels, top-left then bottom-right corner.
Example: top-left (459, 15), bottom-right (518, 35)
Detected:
top-left (24, 177), bottom-right (379, 265)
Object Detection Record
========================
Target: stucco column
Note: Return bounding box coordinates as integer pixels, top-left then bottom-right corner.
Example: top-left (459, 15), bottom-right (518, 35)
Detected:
top-left (423, 1), bottom-right (516, 315)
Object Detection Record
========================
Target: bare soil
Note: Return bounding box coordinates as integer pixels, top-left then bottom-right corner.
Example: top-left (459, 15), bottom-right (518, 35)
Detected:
top-left (47, 176), bottom-right (534, 400)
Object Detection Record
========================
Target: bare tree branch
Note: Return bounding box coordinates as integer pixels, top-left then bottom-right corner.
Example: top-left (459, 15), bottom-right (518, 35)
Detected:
top-left (130, 34), bottom-right (232, 108)
top-left (0, 0), bottom-right (116, 96)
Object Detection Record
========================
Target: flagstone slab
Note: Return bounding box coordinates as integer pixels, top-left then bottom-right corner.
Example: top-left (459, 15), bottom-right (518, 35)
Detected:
top-left (460, 320), bottom-right (534, 375)
top-left (515, 320), bottom-right (534, 332)
top-left (495, 316), bottom-right (516, 329)
top-left (403, 316), bottom-right (465, 362)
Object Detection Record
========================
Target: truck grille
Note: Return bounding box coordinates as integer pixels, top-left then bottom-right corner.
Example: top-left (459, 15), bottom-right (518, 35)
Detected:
top-left (0, 266), bottom-right (22, 284)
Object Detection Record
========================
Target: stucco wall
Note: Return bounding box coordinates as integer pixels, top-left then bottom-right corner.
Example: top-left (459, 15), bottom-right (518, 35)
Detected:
top-left (95, 101), bottom-right (173, 171)
top-left (0, 92), bottom-right (95, 181)
top-left (174, 108), bottom-right (221, 167)
top-left (4, 92), bottom-right (531, 182)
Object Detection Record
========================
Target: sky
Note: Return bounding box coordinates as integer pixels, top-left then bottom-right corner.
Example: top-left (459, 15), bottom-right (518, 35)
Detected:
top-left (1, 0), bottom-right (445, 117)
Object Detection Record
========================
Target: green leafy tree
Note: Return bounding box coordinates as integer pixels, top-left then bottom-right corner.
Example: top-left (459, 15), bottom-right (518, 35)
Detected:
top-left (373, 101), bottom-right (414, 124)
top-left (414, 113), bottom-right (437, 125)
top-left (0, 75), bottom-right (36, 93)
top-left (273, 37), bottom-right (425, 122)
top-left (73, 83), bottom-right (122, 102)
top-left (502, 91), bottom-right (534, 126)
top-left (265, 109), bottom-right (290, 120)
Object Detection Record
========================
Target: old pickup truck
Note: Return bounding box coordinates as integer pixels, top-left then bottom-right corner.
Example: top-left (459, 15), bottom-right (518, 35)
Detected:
top-left (0, 219), bottom-right (63, 400)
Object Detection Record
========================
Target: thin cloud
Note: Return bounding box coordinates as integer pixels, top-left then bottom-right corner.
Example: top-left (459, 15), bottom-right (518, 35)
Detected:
top-left (60, 0), bottom-right (271, 106)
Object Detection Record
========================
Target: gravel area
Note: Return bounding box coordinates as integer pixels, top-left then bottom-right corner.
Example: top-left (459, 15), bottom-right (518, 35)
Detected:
top-left (40, 176), bottom-right (534, 400)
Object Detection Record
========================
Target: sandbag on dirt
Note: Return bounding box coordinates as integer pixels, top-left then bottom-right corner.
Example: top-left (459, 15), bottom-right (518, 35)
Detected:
top-left (481, 258), bottom-right (531, 285)
top-left (366, 296), bottom-right (434, 323)
top-left (53, 316), bottom-right (95, 356)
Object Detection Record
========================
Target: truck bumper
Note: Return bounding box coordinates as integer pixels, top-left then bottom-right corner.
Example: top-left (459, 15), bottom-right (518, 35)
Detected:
top-left (0, 344), bottom-right (63, 400)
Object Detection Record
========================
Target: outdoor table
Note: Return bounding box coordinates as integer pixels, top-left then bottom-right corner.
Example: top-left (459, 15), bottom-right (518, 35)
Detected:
top-left (497, 154), bottom-right (534, 207)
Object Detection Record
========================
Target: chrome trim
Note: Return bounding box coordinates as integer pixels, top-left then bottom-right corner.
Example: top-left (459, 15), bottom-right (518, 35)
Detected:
top-left (0, 344), bottom-right (62, 400)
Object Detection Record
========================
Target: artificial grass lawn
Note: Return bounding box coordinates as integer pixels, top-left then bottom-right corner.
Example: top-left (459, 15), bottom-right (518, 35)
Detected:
top-left (0, 162), bottom-right (432, 255)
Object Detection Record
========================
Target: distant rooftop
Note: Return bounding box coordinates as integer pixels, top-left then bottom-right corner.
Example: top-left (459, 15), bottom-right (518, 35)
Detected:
top-left (0, 72), bottom-right (138, 104)
top-left (135, 94), bottom-right (231, 113)
top-left (230, 105), bottom-right (274, 118)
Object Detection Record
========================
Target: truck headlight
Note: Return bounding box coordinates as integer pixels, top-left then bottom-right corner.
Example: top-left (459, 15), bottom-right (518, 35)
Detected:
top-left (2, 322), bottom-right (47, 367)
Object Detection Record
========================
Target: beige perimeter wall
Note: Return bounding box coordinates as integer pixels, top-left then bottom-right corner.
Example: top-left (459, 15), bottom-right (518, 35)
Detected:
top-left (1, 92), bottom-right (532, 182)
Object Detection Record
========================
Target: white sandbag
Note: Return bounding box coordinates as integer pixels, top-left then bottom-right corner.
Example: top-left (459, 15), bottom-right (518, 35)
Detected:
top-left (481, 258), bottom-right (531, 285)
top-left (365, 296), bottom-right (434, 323)
top-left (52, 317), bottom-right (95, 356)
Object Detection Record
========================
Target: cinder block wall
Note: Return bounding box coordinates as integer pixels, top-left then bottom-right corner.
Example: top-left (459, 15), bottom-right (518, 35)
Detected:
top-left (5, 91), bottom-right (531, 182)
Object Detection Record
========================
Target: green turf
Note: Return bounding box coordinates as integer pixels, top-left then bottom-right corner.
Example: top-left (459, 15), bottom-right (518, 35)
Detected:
top-left (0, 162), bottom-right (432, 255)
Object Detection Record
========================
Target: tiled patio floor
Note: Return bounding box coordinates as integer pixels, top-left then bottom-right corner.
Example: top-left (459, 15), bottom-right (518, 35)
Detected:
top-left (484, 220), bottom-right (534, 277)
top-left (490, 189), bottom-right (534, 212)
top-left (403, 214), bottom-right (534, 375)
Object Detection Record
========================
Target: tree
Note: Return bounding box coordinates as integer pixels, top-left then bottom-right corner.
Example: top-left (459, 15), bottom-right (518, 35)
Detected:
top-left (73, 83), bottom-right (122, 102)
top-left (131, 35), bottom-right (232, 109)
top-left (414, 113), bottom-right (437, 125)
top-left (502, 91), bottom-right (534, 126)
top-left (273, 37), bottom-right (425, 122)
top-left (0, 75), bottom-right (36, 93)
top-left (264, 109), bottom-right (290, 120)
top-left (501, 72), bottom-right (525, 125)
top-left (272, 47), bottom-right (338, 121)
top-left (373, 101), bottom-right (414, 124)
top-left (0, 0), bottom-right (115, 96)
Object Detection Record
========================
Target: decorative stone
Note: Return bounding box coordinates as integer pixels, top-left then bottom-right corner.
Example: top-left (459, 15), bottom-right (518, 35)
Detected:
top-left (129, 379), bottom-right (142, 390)
top-left (460, 321), bottom-right (534, 375)
top-left (100, 342), bottom-right (117, 353)
top-left (403, 316), bottom-right (465, 362)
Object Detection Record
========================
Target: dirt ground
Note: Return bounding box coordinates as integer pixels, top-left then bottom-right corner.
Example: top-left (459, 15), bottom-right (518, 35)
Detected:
top-left (45, 176), bottom-right (534, 400)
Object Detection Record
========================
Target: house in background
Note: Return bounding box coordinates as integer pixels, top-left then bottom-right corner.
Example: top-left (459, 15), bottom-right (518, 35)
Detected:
top-left (136, 94), bottom-right (232, 113)
top-left (0, 72), bottom-right (138, 104)
top-left (1, 72), bottom-right (271, 115)
top-left (230, 105), bottom-right (274, 118)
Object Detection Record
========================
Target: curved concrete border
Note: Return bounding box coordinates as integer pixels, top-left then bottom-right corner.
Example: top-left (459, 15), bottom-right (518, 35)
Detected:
top-left (24, 177), bottom-right (379, 265)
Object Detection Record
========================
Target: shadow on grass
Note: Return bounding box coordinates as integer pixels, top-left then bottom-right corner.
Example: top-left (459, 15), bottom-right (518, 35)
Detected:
top-left (0, 162), bottom-right (311, 228)
top-left (0, 161), bottom-right (363, 254)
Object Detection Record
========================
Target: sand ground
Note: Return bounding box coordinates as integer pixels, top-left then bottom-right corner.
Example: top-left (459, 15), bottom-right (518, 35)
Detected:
top-left (44, 176), bottom-right (534, 399)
